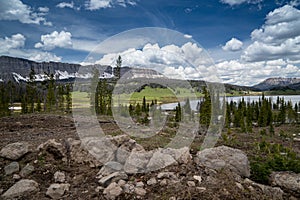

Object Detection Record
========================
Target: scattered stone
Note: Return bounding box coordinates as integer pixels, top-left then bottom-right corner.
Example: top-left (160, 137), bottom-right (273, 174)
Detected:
top-left (46, 183), bottom-right (70, 199)
top-left (13, 174), bottom-right (21, 180)
top-left (20, 164), bottom-right (34, 177)
top-left (95, 186), bottom-right (104, 193)
top-left (196, 187), bottom-right (206, 192)
top-left (134, 187), bottom-right (146, 196)
top-left (54, 171), bottom-right (66, 183)
top-left (123, 183), bottom-right (135, 193)
top-left (0, 142), bottom-right (29, 160)
top-left (293, 137), bottom-right (300, 142)
top-left (270, 172), bottom-right (300, 194)
top-left (4, 161), bottom-right (19, 175)
top-left (1, 179), bottom-right (39, 199)
top-left (147, 177), bottom-right (157, 186)
top-left (117, 180), bottom-right (126, 187)
top-left (236, 182), bottom-right (244, 190)
top-left (157, 172), bottom-right (177, 180)
top-left (169, 197), bottom-right (176, 200)
top-left (160, 179), bottom-right (168, 186)
top-left (196, 145), bottom-right (250, 177)
top-left (193, 175), bottom-right (202, 184)
top-left (98, 172), bottom-right (128, 187)
top-left (111, 134), bottom-right (131, 146)
top-left (103, 182), bottom-right (123, 200)
top-left (0, 188), bottom-right (3, 195)
top-left (135, 181), bottom-right (144, 188)
top-left (187, 181), bottom-right (196, 187)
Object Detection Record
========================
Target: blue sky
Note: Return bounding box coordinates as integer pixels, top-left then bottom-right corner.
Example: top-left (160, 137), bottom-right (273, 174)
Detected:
top-left (0, 0), bottom-right (300, 85)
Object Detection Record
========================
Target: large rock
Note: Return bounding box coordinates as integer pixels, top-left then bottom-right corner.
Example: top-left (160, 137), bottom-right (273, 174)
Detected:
top-left (270, 172), bottom-right (300, 194)
top-left (103, 182), bottom-right (123, 200)
top-left (37, 139), bottom-right (65, 159)
top-left (124, 149), bottom-right (153, 174)
top-left (97, 161), bottom-right (124, 178)
top-left (81, 137), bottom-right (118, 165)
top-left (0, 142), bottom-right (29, 160)
top-left (1, 179), bottom-right (39, 199)
top-left (67, 138), bottom-right (102, 167)
top-left (146, 149), bottom-right (177, 171)
top-left (4, 162), bottom-right (19, 175)
top-left (46, 183), bottom-right (70, 199)
top-left (161, 147), bottom-right (192, 164)
top-left (20, 164), bottom-right (34, 177)
top-left (196, 145), bottom-right (250, 177)
top-left (244, 178), bottom-right (284, 200)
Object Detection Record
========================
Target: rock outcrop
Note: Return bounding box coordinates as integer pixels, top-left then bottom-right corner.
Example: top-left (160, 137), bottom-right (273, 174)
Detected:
top-left (196, 145), bottom-right (250, 177)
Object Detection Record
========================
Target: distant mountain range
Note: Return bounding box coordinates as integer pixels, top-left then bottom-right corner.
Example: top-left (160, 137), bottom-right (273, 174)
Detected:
top-left (0, 56), bottom-right (299, 92)
top-left (253, 78), bottom-right (300, 91)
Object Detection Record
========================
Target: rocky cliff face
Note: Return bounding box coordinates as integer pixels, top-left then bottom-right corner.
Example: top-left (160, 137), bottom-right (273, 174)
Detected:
top-left (0, 56), bottom-right (114, 82)
top-left (253, 77), bottom-right (300, 91)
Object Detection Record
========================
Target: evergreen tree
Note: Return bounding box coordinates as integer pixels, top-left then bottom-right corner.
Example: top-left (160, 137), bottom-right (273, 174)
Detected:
top-left (27, 68), bottom-right (36, 113)
top-left (184, 98), bottom-right (192, 115)
top-left (46, 73), bottom-right (56, 112)
top-left (199, 87), bottom-right (211, 127)
top-left (115, 55), bottom-right (122, 79)
top-left (65, 84), bottom-right (72, 113)
top-left (175, 102), bottom-right (181, 122)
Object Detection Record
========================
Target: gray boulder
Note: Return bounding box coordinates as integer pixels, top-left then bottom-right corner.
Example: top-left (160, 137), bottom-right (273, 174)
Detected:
top-left (46, 183), bottom-right (70, 199)
top-left (1, 179), bottom-right (39, 199)
top-left (4, 162), bottom-right (19, 175)
top-left (146, 149), bottom-right (177, 171)
top-left (124, 149), bottom-right (153, 174)
top-left (270, 172), bottom-right (300, 194)
top-left (196, 145), bottom-right (250, 177)
top-left (20, 164), bottom-right (34, 177)
top-left (0, 142), bottom-right (29, 160)
top-left (103, 182), bottom-right (123, 200)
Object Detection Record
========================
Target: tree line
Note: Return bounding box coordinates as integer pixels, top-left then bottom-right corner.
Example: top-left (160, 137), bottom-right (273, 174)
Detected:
top-left (0, 68), bottom-right (72, 116)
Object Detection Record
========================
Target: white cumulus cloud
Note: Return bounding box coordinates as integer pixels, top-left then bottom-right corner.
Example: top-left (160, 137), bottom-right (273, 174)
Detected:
top-left (94, 42), bottom-right (218, 80)
top-left (0, 34), bottom-right (26, 53)
top-left (220, 0), bottom-right (263, 6)
top-left (0, 0), bottom-right (51, 25)
top-left (242, 5), bottom-right (300, 62)
top-left (35, 31), bottom-right (73, 50)
top-left (56, 1), bottom-right (79, 10)
top-left (0, 34), bottom-right (61, 62)
top-left (85, 0), bottom-right (137, 10)
top-left (222, 38), bottom-right (243, 51)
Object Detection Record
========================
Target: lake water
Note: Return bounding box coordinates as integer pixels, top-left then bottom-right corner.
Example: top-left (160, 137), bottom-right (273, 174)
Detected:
top-left (161, 95), bottom-right (300, 111)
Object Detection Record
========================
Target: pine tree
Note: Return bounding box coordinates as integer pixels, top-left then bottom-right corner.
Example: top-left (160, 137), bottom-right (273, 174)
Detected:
top-left (27, 68), bottom-right (36, 113)
top-left (115, 55), bottom-right (122, 79)
top-left (142, 96), bottom-right (147, 113)
top-left (65, 84), bottom-right (72, 113)
top-left (199, 87), bottom-right (211, 127)
top-left (46, 73), bottom-right (56, 112)
top-left (175, 102), bottom-right (181, 122)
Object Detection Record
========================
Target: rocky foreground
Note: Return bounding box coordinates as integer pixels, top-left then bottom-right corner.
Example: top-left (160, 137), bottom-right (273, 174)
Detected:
top-left (0, 134), bottom-right (299, 200)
